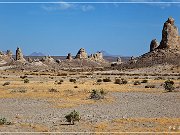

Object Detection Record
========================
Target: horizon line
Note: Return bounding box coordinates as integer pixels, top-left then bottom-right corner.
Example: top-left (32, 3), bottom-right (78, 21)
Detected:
top-left (0, 1), bottom-right (180, 4)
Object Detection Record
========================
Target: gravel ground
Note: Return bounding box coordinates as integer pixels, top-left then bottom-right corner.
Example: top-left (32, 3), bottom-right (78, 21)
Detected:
top-left (0, 92), bottom-right (180, 132)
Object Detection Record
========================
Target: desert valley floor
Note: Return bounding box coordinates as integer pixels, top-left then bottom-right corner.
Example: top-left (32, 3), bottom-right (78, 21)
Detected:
top-left (0, 67), bottom-right (180, 133)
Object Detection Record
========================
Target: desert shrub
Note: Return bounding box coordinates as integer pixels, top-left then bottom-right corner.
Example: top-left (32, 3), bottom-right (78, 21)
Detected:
top-left (3, 82), bottom-right (10, 86)
top-left (115, 78), bottom-right (128, 84)
top-left (145, 85), bottom-right (155, 88)
top-left (103, 78), bottom-right (111, 82)
top-left (65, 110), bottom-right (80, 125)
top-left (134, 77), bottom-right (139, 79)
top-left (20, 75), bottom-right (27, 79)
top-left (134, 81), bottom-right (141, 85)
top-left (89, 89), bottom-right (106, 100)
top-left (59, 79), bottom-right (64, 83)
top-left (49, 88), bottom-right (58, 92)
top-left (164, 80), bottom-right (175, 92)
top-left (100, 89), bottom-right (105, 95)
top-left (74, 86), bottom-right (78, 88)
top-left (49, 77), bottom-right (54, 79)
top-left (57, 82), bottom-right (62, 85)
top-left (69, 78), bottom-right (76, 83)
top-left (97, 79), bottom-right (102, 82)
top-left (177, 77), bottom-right (180, 80)
top-left (0, 117), bottom-right (11, 125)
top-left (141, 80), bottom-right (148, 83)
top-left (55, 79), bottom-right (64, 84)
top-left (10, 89), bottom-right (27, 93)
top-left (19, 89), bottom-right (27, 93)
top-left (154, 77), bottom-right (164, 80)
top-left (57, 73), bottom-right (67, 76)
top-left (24, 79), bottom-right (29, 83)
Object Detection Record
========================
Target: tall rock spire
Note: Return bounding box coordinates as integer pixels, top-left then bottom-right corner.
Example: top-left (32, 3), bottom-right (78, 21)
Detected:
top-left (16, 47), bottom-right (26, 62)
top-left (158, 17), bottom-right (180, 50)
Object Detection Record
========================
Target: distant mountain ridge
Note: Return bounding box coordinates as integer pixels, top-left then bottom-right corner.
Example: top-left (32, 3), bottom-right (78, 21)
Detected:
top-left (29, 52), bottom-right (45, 56)
top-left (100, 50), bottom-right (122, 57)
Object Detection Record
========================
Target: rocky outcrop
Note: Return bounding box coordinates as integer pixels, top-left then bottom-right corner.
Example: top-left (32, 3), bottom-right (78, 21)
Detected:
top-left (158, 17), bottom-right (180, 50)
top-left (89, 52), bottom-right (104, 62)
top-left (129, 56), bottom-right (137, 64)
top-left (75, 48), bottom-right (88, 59)
top-left (6, 50), bottom-right (13, 58)
top-left (27, 57), bottom-right (33, 63)
top-left (150, 39), bottom-right (159, 52)
top-left (117, 17), bottom-right (180, 69)
top-left (16, 47), bottom-right (26, 62)
top-left (117, 57), bottom-right (122, 63)
top-left (41, 56), bottom-right (55, 63)
top-left (66, 53), bottom-right (73, 60)
top-left (56, 59), bottom-right (61, 63)
top-left (0, 50), bottom-right (14, 66)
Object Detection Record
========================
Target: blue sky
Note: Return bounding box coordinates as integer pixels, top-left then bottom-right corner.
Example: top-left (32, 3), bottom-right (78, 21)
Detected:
top-left (0, 1), bottom-right (180, 56)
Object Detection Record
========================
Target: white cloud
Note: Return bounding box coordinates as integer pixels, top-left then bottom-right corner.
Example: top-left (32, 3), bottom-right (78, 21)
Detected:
top-left (112, 0), bottom-right (180, 9)
top-left (57, 2), bottom-right (74, 10)
top-left (42, 2), bottom-right (75, 11)
top-left (81, 5), bottom-right (95, 12)
top-left (42, 1), bottom-right (94, 12)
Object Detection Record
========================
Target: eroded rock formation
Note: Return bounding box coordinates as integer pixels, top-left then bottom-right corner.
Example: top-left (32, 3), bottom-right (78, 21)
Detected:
top-left (75, 48), bottom-right (88, 59)
top-left (158, 17), bottom-right (180, 50)
top-left (89, 52), bottom-right (104, 61)
top-left (150, 39), bottom-right (159, 52)
top-left (117, 57), bottom-right (122, 63)
top-left (16, 47), bottom-right (26, 62)
top-left (118, 17), bottom-right (180, 69)
top-left (66, 53), bottom-right (73, 60)
top-left (41, 56), bottom-right (55, 63)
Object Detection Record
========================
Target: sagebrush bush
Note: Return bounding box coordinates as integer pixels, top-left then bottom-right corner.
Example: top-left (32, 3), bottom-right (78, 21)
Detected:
top-left (3, 82), bottom-right (10, 86)
top-left (164, 80), bottom-right (175, 92)
top-left (145, 85), bottom-right (155, 88)
top-left (115, 78), bottom-right (128, 84)
top-left (0, 117), bottom-right (11, 125)
top-left (49, 88), bottom-right (58, 92)
top-left (89, 89), bottom-right (106, 100)
top-left (97, 79), bottom-right (102, 82)
top-left (20, 75), bottom-right (27, 79)
top-left (154, 77), bottom-right (164, 80)
top-left (134, 81), bottom-right (141, 85)
top-left (141, 80), bottom-right (148, 83)
top-left (65, 110), bottom-right (80, 125)
top-left (69, 78), bottom-right (76, 83)
top-left (57, 73), bottom-right (67, 76)
top-left (19, 89), bottom-right (27, 93)
top-left (55, 79), bottom-right (64, 84)
top-left (24, 79), bottom-right (29, 83)
top-left (103, 78), bottom-right (111, 82)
